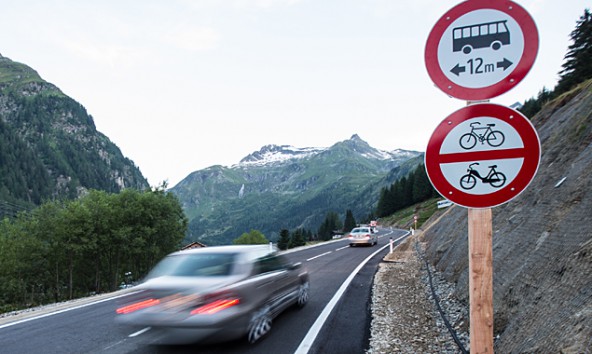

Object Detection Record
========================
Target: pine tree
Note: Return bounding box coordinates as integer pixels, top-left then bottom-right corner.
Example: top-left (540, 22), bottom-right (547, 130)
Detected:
top-left (317, 211), bottom-right (342, 241)
top-left (412, 164), bottom-right (436, 203)
top-left (556, 9), bottom-right (592, 94)
top-left (343, 209), bottom-right (357, 232)
top-left (278, 229), bottom-right (290, 250)
top-left (289, 229), bottom-right (306, 248)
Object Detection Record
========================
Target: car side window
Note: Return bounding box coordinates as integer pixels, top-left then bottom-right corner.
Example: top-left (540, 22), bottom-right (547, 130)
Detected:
top-left (253, 254), bottom-right (287, 275)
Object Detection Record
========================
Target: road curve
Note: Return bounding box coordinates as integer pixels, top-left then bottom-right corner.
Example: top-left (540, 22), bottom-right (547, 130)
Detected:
top-left (0, 228), bottom-right (409, 354)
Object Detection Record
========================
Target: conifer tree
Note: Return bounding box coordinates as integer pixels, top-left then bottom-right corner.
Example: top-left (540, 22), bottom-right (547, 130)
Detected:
top-left (556, 9), bottom-right (592, 94)
top-left (343, 209), bottom-right (357, 232)
top-left (278, 229), bottom-right (290, 250)
top-left (289, 228), bottom-right (306, 248)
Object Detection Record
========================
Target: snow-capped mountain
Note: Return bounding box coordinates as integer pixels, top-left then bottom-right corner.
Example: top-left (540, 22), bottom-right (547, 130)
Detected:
top-left (237, 134), bottom-right (417, 167)
top-left (171, 134), bottom-right (423, 245)
top-left (238, 145), bottom-right (326, 166)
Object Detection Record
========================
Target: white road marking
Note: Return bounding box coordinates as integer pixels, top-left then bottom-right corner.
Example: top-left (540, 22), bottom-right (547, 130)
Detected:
top-left (294, 231), bottom-right (410, 354)
top-left (129, 327), bottom-right (151, 337)
top-left (335, 245), bottom-right (350, 251)
top-left (306, 251), bottom-right (332, 261)
top-left (0, 291), bottom-right (138, 329)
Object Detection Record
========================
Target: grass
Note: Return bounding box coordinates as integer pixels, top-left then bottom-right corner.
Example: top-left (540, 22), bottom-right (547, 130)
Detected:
top-left (380, 197), bottom-right (443, 230)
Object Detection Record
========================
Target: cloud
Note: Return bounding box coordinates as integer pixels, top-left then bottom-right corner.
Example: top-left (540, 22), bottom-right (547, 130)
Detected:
top-left (54, 34), bottom-right (144, 68)
top-left (162, 25), bottom-right (221, 51)
top-left (232, 0), bottom-right (302, 9)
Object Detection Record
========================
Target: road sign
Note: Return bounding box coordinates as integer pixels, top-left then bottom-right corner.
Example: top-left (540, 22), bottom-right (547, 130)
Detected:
top-left (425, 0), bottom-right (538, 100)
top-left (425, 103), bottom-right (540, 208)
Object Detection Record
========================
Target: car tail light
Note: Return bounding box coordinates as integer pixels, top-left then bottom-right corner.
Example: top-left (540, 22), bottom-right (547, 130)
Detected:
top-left (116, 298), bottom-right (160, 314)
top-left (190, 298), bottom-right (240, 315)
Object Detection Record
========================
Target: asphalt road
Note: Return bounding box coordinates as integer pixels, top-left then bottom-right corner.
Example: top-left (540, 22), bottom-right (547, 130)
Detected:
top-left (0, 228), bottom-right (409, 354)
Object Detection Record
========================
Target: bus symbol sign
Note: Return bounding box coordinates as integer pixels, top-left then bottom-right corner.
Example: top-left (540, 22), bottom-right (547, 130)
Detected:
top-left (425, 0), bottom-right (538, 100)
top-left (452, 20), bottom-right (510, 54)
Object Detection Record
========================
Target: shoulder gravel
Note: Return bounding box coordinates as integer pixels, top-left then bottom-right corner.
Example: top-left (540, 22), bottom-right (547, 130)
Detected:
top-left (367, 235), bottom-right (469, 353)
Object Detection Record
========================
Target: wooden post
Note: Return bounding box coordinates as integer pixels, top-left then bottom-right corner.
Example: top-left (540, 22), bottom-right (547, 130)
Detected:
top-left (468, 207), bottom-right (494, 353)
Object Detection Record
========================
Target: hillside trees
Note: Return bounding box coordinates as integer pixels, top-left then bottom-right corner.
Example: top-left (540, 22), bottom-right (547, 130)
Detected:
top-left (317, 211), bottom-right (342, 241)
top-left (232, 229), bottom-right (269, 244)
top-left (375, 163), bottom-right (438, 218)
top-left (0, 188), bottom-right (187, 312)
top-left (288, 228), bottom-right (307, 248)
top-left (277, 228), bottom-right (311, 250)
top-left (520, 8), bottom-right (592, 117)
top-left (277, 229), bottom-right (290, 250)
top-left (0, 83), bottom-right (147, 206)
top-left (343, 209), bottom-right (357, 233)
top-left (555, 9), bottom-right (592, 95)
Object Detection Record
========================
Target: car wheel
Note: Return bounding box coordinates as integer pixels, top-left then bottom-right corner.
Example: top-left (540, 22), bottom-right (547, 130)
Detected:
top-left (295, 281), bottom-right (310, 308)
top-left (247, 306), bottom-right (272, 344)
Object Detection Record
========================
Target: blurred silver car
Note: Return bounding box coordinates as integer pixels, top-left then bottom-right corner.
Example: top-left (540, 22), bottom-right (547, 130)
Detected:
top-left (115, 245), bottom-right (309, 345)
top-left (348, 227), bottom-right (378, 246)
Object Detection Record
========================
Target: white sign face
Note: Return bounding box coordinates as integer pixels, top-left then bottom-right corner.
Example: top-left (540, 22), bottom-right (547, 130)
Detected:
top-left (424, 0), bottom-right (538, 100)
top-left (439, 117), bottom-right (523, 195)
top-left (425, 104), bottom-right (541, 209)
top-left (437, 9), bottom-right (525, 89)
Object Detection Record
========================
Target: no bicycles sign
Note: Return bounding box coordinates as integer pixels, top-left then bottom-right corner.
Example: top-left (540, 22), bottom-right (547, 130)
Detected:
top-left (425, 103), bottom-right (540, 208)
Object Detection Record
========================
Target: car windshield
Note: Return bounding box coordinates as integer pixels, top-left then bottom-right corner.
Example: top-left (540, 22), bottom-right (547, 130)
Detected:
top-left (352, 228), bottom-right (370, 233)
top-left (146, 253), bottom-right (237, 279)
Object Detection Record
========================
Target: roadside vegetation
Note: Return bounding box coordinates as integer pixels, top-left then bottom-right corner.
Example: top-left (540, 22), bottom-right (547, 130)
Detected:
top-left (2, 7), bottom-right (587, 319)
top-left (379, 197), bottom-right (442, 230)
top-left (520, 9), bottom-right (591, 118)
top-left (0, 187), bottom-right (187, 313)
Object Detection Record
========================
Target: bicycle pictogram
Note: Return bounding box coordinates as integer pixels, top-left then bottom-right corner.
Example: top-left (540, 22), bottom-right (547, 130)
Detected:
top-left (459, 121), bottom-right (505, 149)
top-left (460, 162), bottom-right (507, 190)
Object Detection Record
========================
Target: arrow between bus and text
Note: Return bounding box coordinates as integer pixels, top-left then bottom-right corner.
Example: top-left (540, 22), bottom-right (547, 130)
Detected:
top-left (450, 58), bottom-right (513, 76)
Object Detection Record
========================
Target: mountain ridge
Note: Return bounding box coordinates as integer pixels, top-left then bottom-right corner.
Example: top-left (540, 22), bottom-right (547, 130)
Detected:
top-left (171, 135), bottom-right (422, 245)
top-left (0, 55), bottom-right (148, 208)
top-left (235, 134), bottom-right (417, 167)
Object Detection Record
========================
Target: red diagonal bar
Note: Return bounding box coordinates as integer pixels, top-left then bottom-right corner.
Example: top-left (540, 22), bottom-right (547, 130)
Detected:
top-left (439, 148), bottom-right (526, 164)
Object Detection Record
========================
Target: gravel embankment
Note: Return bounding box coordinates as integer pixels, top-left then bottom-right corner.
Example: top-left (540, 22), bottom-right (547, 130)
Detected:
top-left (367, 234), bottom-right (470, 354)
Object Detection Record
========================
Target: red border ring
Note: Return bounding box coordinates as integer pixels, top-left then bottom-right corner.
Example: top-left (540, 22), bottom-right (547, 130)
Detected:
top-left (425, 0), bottom-right (539, 100)
top-left (425, 104), bottom-right (540, 208)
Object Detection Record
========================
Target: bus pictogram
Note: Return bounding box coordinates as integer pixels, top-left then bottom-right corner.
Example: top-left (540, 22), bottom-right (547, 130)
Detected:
top-left (453, 20), bottom-right (510, 54)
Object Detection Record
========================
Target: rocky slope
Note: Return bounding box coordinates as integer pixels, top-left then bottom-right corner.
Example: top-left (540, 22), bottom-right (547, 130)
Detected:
top-left (0, 54), bottom-right (148, 207)
top-left (413, 81), bottom-right (592, 352)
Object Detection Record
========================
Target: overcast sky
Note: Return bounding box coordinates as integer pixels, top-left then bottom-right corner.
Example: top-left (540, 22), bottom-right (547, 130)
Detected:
top-left (0, 0), bottom-right (587, 187)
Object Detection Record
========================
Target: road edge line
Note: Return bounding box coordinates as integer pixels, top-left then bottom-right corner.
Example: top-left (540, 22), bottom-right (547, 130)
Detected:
top-left (294, 230), bottom-right (410, 354)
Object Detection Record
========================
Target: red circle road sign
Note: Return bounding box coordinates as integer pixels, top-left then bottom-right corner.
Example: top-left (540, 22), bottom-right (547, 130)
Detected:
top-left (425, 104), bottom-right (540, 208)
top-left (425, 0), bottom-right (538, 100)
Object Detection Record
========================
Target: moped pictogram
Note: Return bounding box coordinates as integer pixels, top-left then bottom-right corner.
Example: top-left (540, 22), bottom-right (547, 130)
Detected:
top-left (460, 162), bottom-right (507, 190)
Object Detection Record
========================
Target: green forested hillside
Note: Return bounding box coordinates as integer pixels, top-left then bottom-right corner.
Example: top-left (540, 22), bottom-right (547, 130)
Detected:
top-left (172, 136), bottom-right (423, 245)
top-left (0, 55), bottom-right (148, 210)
